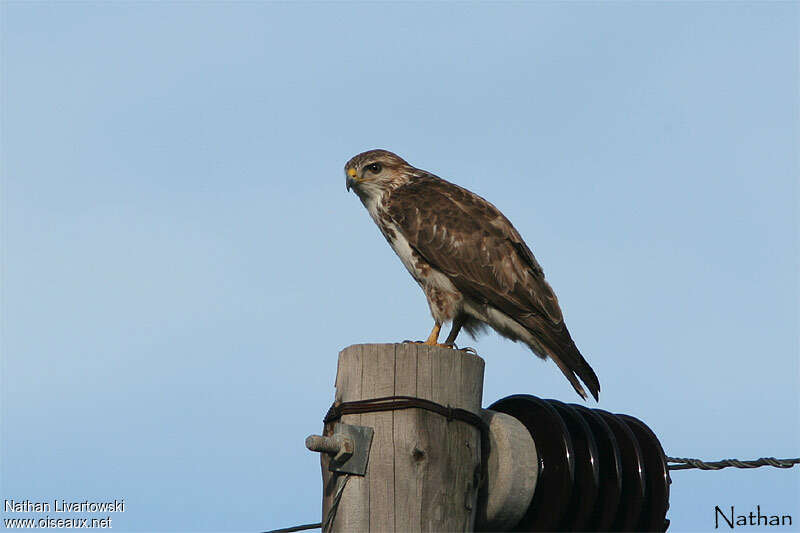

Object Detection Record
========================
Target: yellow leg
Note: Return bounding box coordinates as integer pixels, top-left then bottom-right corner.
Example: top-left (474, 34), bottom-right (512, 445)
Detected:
top-left (423, 322), bottom-right (454, 348)
top-left (424, 322), bottom-right (441, 345)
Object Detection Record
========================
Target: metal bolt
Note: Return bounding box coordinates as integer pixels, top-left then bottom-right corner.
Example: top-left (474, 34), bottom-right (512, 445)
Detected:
top-left (306, 434), bottom-right (354, 462)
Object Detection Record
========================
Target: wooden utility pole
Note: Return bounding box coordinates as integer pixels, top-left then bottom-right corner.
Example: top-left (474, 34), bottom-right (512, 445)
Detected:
top-left (319, 343), bottom-right (485, 532)
top-left (308, 343), bottom-right (672, 532)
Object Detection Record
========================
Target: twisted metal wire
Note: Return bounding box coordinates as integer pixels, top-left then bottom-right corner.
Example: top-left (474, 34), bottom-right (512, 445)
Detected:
top-left (262, 474), bottom-right (350, 533)
top-left (322, 474), bottom-right (350, 532)
top-left (262, 523), bottom-right (320, 533)
top-left (667, 456), bottom-right (800, 471)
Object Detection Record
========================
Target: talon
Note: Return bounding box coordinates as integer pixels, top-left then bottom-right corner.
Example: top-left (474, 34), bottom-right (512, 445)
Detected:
top-left (459, 346), bottom-right (477, 354)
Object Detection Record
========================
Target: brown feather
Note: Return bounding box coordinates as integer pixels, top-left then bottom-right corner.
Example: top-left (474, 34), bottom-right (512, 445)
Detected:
top-left (386, 172), bottom-right (600, 401)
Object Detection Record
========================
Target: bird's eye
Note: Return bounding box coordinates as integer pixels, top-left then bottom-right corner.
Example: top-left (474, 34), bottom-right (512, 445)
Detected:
top-left (366, 163), bottom-right (382, 174)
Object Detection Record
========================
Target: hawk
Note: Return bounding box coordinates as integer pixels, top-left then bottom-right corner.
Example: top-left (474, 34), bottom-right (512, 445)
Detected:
top-left (345, 149), bottom-right (600, 401)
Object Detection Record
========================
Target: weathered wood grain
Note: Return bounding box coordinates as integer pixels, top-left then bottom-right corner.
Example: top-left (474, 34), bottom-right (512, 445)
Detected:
top-left (322, 344), bottom-right (368, 531)
top-left (393, 342), bottom-right (420, 530)
top-left (322, 343), bottom-right (484, 532)
top-left (362, 344), bottom-right (395, 531)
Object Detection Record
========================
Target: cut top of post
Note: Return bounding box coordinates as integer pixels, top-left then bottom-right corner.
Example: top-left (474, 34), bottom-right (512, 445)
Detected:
top-left (334, 343), bottom-right (485, 414)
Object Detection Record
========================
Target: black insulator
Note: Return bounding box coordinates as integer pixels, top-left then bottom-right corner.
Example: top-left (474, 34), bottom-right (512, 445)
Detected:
top-left (549, 401), bottom-right (600, 531)
top-left (489, 395), bottom-right (670, 532)
top-left (489, 395), bottom-right (574, 532)
top-left (595, 409), bottom-right (647, 531)
top-left (571, 404), bottom-right (623, 531)
top-left (618, 414), bottom-right (671, 532)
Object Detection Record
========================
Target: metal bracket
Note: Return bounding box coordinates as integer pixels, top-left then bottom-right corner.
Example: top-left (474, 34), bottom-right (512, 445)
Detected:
top-left (305, 422), bottom-right (374, 476)
top-left (330, 423), bottom-right (374, 475)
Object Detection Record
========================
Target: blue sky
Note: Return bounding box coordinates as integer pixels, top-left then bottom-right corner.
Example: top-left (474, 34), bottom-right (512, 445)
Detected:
top-left (1, 2), bottom-right (797, 531)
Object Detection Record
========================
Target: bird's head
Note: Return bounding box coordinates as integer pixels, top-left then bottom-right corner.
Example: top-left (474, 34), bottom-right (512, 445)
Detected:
top-left (344, 149), bottom-right (411, 200)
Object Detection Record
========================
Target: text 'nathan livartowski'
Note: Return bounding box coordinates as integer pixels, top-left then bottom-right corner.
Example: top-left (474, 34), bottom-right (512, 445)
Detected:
top-left (4, 499), bottom-right (125, 513)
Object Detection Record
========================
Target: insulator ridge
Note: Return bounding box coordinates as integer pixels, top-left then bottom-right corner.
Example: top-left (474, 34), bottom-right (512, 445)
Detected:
top-left (489, 395), bottom-right (670, 532)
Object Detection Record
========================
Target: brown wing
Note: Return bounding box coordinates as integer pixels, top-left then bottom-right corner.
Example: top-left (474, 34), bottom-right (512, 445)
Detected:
top-left (386, 173), bottom-right (600, 400)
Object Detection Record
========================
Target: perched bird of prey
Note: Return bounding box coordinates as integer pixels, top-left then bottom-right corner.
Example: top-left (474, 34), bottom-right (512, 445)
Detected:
top-left (345, 149), bottom-right (600, 401)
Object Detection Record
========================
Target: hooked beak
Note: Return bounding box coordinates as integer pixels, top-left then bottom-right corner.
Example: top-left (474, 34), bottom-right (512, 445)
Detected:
top-left (346, 167), bottom-right (358, 191)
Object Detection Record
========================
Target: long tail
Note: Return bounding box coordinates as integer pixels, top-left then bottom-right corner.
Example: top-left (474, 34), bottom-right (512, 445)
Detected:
top-left (548, 343), bottom-right (600, 401)
top-left (518, 318), bottom-right (600, 401)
